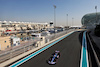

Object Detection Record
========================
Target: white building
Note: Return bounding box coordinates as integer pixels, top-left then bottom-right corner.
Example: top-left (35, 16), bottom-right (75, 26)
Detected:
top-left (11, 36), bottom-right (20, 47)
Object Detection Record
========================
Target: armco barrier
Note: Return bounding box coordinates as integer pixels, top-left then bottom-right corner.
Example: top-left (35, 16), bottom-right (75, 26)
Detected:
top-left (87, 33), bottom-right (100, 67)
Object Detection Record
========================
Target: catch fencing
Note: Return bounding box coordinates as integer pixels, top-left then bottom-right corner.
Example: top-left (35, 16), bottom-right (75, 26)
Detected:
top-left (0, 29), bottom-right (74, 63)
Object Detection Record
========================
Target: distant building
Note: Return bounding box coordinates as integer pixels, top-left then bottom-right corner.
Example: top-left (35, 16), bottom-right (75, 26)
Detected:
top-left (81, 12), bottom-right (100, 29)
top-left (0, 36), bottom-right (11, 50)
top-left (0, 32), bottom-right (1, 36)
top-left (0, 21), bottom-right (54, 50)
top-left (10, 36), bottom-right (20, 47)
top-left (0, 21), bottom-right (54, 38)
top-left (0, 21), bottom-right (53, 32)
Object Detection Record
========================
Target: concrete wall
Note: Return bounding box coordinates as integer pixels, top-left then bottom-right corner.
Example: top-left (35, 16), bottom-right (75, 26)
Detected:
top-left (86, 25), bottom-right (96, 29)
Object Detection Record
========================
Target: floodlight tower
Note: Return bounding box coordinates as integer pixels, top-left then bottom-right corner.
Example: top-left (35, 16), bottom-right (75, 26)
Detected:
top-left (95, 6), bottom-right (98, 25)
top-left (66, 14), bottom-right (68, 26)
top-left (53, 5), bottom-right (56, 28)
top-left (72, 18), bottom-right (74, 27)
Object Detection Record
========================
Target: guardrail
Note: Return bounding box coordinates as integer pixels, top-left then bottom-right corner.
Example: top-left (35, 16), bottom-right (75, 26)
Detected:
top-left (87, 33), bottom-right (100, 67)
top-left (0, 29), bottom-right (74, 63)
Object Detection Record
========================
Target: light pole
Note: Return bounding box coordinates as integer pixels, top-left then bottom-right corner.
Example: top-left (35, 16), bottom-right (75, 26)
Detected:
top-left (95, 6), bottom-right (98, 25)
top-left (53, 5), bottom-right (56, 27)
top-left (66, 14), bottom-right (68, 26)
top-left (72, 18), bottom-right (74, 27)
top-left (53, 5), bottom-right (56, 38)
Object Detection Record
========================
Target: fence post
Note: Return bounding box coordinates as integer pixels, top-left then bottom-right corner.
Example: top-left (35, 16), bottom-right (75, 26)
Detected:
top-left (24, 46), bottom-right (25, 53)
top-left (10, 49), bottom-right (13, 59)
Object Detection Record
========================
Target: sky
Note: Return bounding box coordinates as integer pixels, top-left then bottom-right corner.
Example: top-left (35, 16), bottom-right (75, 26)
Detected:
top-left (0, 0), bottom-right (100, 26)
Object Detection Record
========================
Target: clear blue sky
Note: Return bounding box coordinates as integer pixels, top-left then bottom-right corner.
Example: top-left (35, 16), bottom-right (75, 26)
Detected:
top-left (0, 0), bottom-right (100, 26)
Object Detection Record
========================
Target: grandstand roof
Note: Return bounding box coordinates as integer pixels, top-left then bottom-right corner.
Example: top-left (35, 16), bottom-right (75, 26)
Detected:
top-left (81, 12), bottom-right (100, 26)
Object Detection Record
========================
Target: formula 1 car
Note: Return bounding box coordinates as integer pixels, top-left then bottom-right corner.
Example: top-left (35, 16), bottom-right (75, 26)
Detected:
top-left (47, 50), bottom-right (60, 65)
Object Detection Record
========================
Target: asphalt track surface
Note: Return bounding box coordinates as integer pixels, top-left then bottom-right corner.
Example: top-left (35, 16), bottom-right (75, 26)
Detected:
top-left (18, 31), bottom-right (82, 67)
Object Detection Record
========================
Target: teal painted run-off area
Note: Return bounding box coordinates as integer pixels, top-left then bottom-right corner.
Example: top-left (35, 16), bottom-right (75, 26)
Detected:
top-left (81, 31), bottom-right (89, 67)
top-left (9, 32), bottom-right (74, 67)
